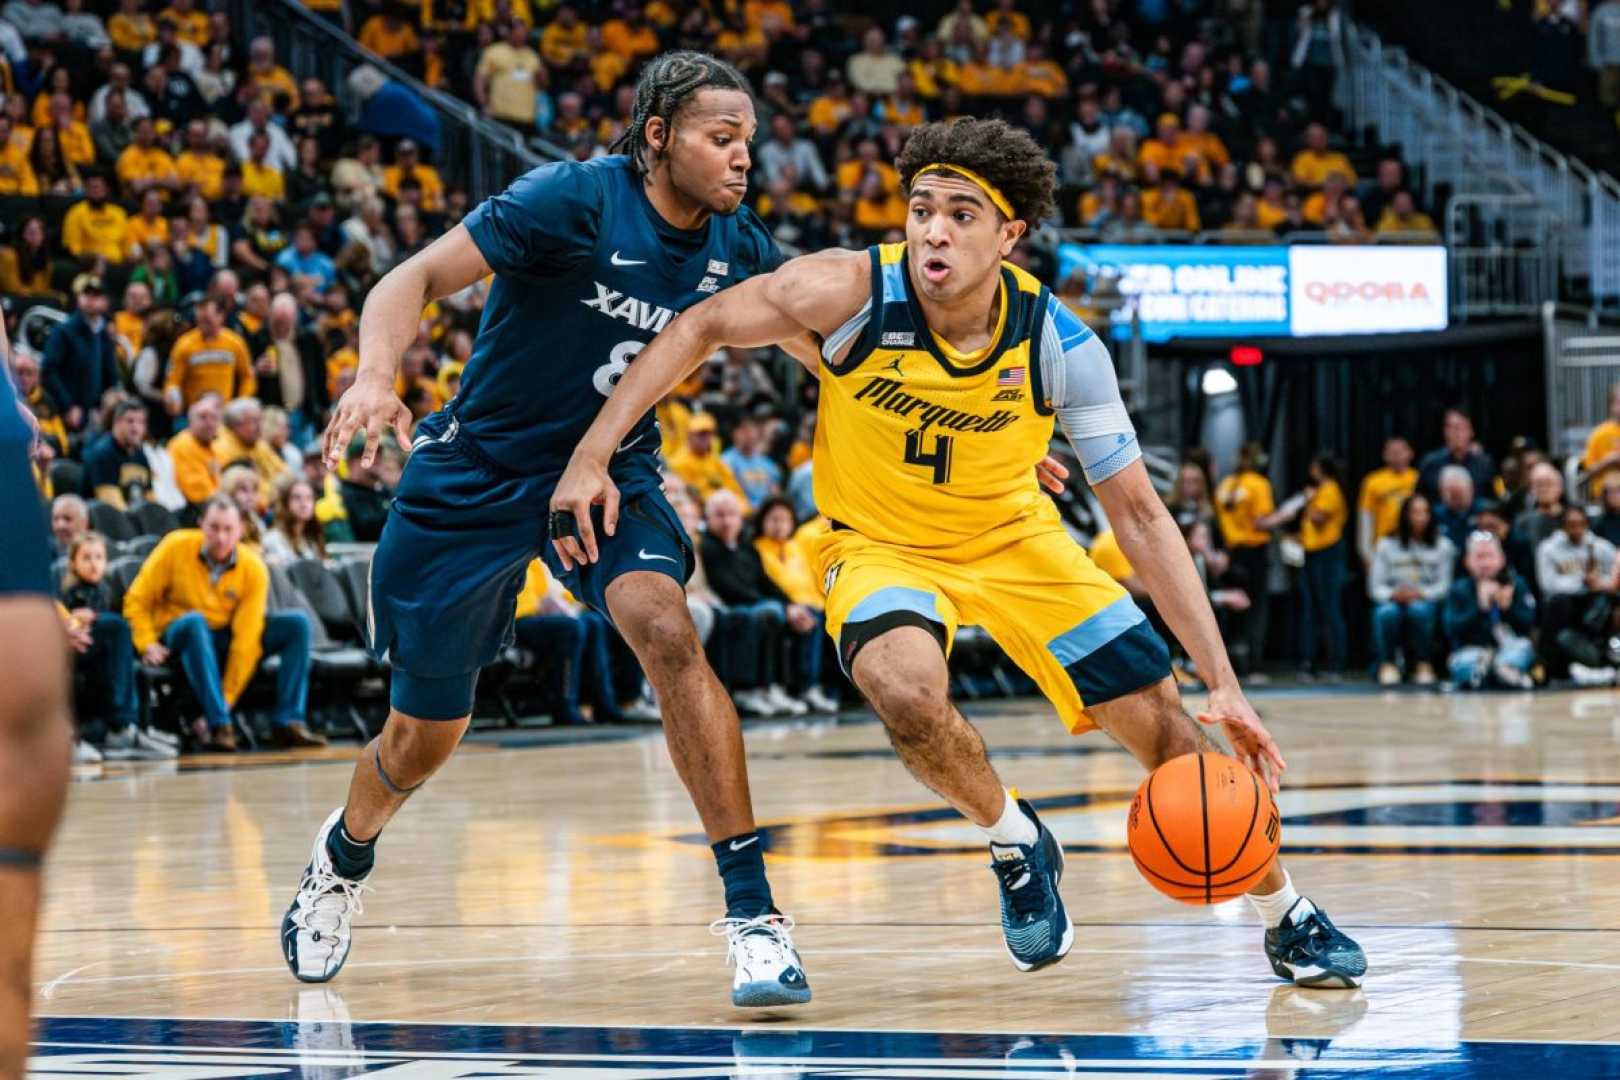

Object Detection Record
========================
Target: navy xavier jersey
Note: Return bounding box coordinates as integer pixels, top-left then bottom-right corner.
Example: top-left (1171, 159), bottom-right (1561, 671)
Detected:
top-left (458, 155), bottom-right (782, 483)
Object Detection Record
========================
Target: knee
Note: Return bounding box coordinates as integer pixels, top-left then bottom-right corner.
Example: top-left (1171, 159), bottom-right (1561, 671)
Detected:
top-left (169, 610), bottom-right (209, 641)
top-left (861, 669), bottom-right (950, 746)
top-left (96, 612), bottom-right (132, 646)
top-left (270, 611), bottom-right (312, 649)
top-left (626, 605), bottom-right (703, 674)
top-left (378, 715), bottom-right (464, 782)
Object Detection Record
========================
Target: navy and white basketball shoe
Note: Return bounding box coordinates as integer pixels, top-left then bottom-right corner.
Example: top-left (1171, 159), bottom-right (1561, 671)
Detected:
top-left (989, 799), bottom-right (1074, 971)
top-left (709, 912), bottom-right (812, 1007)
top-left (281, 808), bottom-right (371, 983)
top-left (1265, 898), bottom-right (1368, 988)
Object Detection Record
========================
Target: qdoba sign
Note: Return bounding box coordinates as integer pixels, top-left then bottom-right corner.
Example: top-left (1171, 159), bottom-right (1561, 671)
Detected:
top-left (1056, 242), bottom-right (1448, 341)
top-left (1288, 245), bottom-right (1447, 336)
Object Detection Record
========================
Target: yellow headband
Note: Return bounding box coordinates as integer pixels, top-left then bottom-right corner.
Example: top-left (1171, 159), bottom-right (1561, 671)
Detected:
top-left (914, 163), bottom-right (1015, 220)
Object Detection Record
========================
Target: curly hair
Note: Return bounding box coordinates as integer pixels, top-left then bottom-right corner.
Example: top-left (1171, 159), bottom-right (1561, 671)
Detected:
top-left (610, 51), bottom-right (753, 177)
top-left (895, 118), bottom-right (1058, 225)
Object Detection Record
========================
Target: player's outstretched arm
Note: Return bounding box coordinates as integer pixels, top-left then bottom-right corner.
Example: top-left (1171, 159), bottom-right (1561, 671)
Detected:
top-left (551, 249), bottom-right (866, 568)
top-left (1093, 461), bottom-right (1286, 790)
top-left (323, 224), bottom-right (493, 469)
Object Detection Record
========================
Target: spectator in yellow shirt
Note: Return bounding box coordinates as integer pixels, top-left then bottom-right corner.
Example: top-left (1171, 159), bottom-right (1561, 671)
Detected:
top-left (1583, 383), bottom-right (1620, 493)
top-left (601, 5), bottom-right (659, 61)
top-left (852, 172), bottom-right (907, 234)
top-left (175, 119), bottom-right (225, 199)
top-left (1302, 171), bottom-right (1349, 225)
top-left (358, 9), bottom-right (420, 59)
top-left (666, 413), bottom-right (748, 507)
top-left (47, 93), bottom-right (96, 168)
top-left (244, 37), bottom-right (300, 111)
top-left (835, 137), bottom-right (899, 195)
top-left (1091, 126), bottom-right (1140, 183)
top-left (167, 393), bottom-right (224, 506)
top-left (1290, 122), bottom-right (1357, 187)
top-left (240, 131), bottom-right (285, 200)
top-left (1215, 442), bottom-right (1283, 675)
top-left (123, 498), bottom-right (324, 751)
top-left (1017, 42), bottom-right (1067, 97)
top-left (0, 115), bottom-right (39, 196)
top-left (158, 0), bottom-right (210, 46)
top-left (109, 0), bottom-right (157, 52)
top-left (1374, 190), bottom-right (1439, 238)
top-left (462, 0), bottom-right (532, 28)
top-left (125, 189), bottom-right (171, 253)
top-left (1137, 112), bottom-right (1184, 175)
top-left (381, 139), bottom-right (444, 213)
top-left (909, 39), bottom-right (958, 98)
top-left (1296, 454), bottom-right (1349, 674)
top-left (753, 497), bottom-right (841, 711)
top-left (214, 396), bottom-right (291, 489)
top-left (806, 75), bottom-right (853, 136)
top-left (1142, 170), bottom-right (1201, 231)
top-left (1357, 435), bottom-right (1417, 565)
top-left (164, 297), bottom-right (256, 414)
top-left (116, 117), bottom-right (179, 198)
top-left (984, 0), bottom-right (1029, 40)
top-left (540, 4), bottom-right (588, 67)
top-left (63, 173), bottom-right (133, 264)
top-left (475, 20), bottom-right (544, 128)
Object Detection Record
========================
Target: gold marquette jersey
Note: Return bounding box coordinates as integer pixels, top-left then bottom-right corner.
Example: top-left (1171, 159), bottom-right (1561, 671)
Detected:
top-left (814, 242), bottom-right (1056, 550)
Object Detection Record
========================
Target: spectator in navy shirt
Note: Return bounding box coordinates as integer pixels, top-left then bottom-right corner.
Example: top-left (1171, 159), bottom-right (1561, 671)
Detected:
top-left (42, 275), bottom-right (120, 434)
top-left (1418, 409), bottom-right (1497, 500)
top-left (82, 400), bottom-right (153, 509)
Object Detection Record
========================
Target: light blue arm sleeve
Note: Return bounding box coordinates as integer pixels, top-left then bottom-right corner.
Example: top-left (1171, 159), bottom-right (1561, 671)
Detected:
top-left (1039, 296), bottom-right (1140, 486)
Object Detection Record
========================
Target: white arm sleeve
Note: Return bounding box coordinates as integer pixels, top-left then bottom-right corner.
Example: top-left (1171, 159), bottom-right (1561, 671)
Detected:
top-left (1039, 296), bottom-right (1140, 486)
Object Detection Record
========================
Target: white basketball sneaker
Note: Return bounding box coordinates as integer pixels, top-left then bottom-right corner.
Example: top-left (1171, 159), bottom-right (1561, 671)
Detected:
top-left (709, 912), bottom-right (811, 1007)
top-left (281, 808), bottom-right (371, 982)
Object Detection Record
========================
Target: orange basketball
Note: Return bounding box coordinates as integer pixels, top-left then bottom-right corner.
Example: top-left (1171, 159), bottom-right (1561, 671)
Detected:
top-left (1126, 751), bottom-right (1280, 905)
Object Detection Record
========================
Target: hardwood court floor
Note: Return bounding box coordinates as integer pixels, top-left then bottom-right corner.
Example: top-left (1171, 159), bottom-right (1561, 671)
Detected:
top-left (30, 688), bottom-right (1620, 1056)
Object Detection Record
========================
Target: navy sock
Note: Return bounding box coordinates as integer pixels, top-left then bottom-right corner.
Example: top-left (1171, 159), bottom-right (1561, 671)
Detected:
top-left (712, 831), bottom-right (774, 917)
top-left (325, 819), bottom-right (377, 880)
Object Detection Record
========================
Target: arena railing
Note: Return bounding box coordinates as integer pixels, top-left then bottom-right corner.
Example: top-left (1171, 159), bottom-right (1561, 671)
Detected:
top-left (224, 0), bottom-right (563, 202)
top-left (1337, 19), bottom-right (1620, 307)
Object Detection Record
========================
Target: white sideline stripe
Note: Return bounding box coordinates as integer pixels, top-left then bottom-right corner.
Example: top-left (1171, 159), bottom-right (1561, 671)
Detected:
top-left (27, 1044), bottom-right (1446, 1070)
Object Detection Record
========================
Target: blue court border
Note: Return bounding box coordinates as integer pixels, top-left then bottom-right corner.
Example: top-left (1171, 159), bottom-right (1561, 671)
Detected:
top-left (29, 1016), bottom-right (1620, 1078)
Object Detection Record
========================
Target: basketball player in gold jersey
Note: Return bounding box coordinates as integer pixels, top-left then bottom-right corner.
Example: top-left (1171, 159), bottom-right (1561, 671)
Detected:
top-left (553, 118), bottom-right (1366, 988)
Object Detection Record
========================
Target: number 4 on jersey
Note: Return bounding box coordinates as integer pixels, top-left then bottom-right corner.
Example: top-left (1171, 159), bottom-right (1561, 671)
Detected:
top-left (905, 429), bottom-right (954, 483)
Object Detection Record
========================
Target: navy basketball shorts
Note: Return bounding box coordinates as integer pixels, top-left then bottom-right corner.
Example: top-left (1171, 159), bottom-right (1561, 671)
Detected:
top-left (0, 435), bottom-right (52, 598)
top-left (366, 415), bottom-right (691, 721)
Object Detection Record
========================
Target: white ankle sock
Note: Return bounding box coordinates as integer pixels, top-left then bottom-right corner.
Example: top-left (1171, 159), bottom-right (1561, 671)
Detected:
top-left (982, 790), bottom-right (1039, 847)
top-left (1246, 870), bottom-right (1311, 928)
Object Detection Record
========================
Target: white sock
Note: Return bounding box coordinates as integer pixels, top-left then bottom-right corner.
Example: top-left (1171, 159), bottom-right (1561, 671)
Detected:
top-left (1246, 870), bottom-right (1312, 928)
top-left (982, 790), bottom-right (1039, 847)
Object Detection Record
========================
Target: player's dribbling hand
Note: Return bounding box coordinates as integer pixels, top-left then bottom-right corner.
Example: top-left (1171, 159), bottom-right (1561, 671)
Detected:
top-left (1036, 454), bottom-right (1069, 495)
top-left (323, 372), bottom-right (412, 470)
top-left (549, 454), bottom-right (619, 570)
top-left (1197, 684), bottom-right (1286, 795)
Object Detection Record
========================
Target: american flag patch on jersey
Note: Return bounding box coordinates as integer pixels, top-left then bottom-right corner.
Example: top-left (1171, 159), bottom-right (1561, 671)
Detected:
top-left (997, 367), bottom-right (1025, 386)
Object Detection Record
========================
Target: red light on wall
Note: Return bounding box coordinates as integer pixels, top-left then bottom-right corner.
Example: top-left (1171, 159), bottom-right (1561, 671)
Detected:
top-left (1230, 346), bottom-right (1263, 366)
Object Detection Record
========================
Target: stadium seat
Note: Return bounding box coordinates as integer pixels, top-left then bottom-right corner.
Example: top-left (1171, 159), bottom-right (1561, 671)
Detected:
top-left (277, 561), bottom-right (376, 740)
top-left (103, 556), bottom-right (147, 613)
top-left (114, 535), bottom-right (160, 561)
top-left (48, 460), bottom-right (83, 499)
top-left (130, 502), bottom-right (181, 538)
top-left (86, 501), bottom-right (137, 542)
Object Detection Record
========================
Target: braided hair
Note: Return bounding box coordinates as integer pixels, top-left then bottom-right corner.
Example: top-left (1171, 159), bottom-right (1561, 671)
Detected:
top-left (611, 51), bottom-right (753, 176)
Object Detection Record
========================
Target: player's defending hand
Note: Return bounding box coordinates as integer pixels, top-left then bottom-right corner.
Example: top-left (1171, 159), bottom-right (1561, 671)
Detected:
top-left (323, 372), bottom-right (412, 470)
top-left (1036, 454), bottom-right (1069, 495)
top-left (1197, 684), bottom-right (1286, 795)
top-left (549, 453), bottom-right (618, 571)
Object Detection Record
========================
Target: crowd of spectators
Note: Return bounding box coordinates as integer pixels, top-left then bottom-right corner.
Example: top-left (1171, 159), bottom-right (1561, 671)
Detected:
top-left (1082, 398), bottom-right (1620, 694)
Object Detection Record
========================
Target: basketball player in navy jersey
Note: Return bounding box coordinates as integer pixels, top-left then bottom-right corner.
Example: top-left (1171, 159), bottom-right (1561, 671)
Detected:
top-left (0, 320), bottom-right (73, 1078)
top-left (279, 53), bottom-right (814, 1007)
